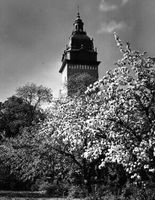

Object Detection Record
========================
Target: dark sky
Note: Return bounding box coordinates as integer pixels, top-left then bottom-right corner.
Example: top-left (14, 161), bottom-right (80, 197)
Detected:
top-left (0, 0), bottom-right (155, 101)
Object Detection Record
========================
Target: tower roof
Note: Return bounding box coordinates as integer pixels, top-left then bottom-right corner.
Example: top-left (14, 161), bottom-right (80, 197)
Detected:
top-left (59, 11), bottom-right (100, 73)
top-left (68, 11), bottom-right (94, 51)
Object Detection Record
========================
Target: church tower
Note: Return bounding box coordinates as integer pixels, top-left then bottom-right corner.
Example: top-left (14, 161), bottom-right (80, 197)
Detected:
top-left (59, 11), bottom-right (100, 96)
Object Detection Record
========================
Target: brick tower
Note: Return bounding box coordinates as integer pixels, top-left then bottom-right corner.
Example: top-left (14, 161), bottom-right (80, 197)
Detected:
top-left (59, 11), bottom-right (100, 96)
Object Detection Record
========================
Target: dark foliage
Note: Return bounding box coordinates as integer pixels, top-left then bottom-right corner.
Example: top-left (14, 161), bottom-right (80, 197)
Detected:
top-left (0, 96), bottom-right (45, 138)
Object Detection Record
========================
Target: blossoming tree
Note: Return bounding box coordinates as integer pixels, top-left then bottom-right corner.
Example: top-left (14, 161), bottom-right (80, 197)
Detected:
top-left (84, 33), bottom-right (155, 187)
top-left (1, 96), bottom-right (111, 194)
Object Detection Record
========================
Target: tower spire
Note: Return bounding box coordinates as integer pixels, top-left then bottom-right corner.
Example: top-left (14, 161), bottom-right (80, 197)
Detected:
top-left (73, 6), bottom-right (84, 32)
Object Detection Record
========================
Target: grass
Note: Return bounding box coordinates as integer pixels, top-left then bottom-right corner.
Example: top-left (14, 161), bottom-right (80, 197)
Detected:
top-left (0, 191), bottom-right (46, 198)
top-left (0, 198), bottom-right (67, 200)
top-left (0, 192), bottom-right (83, 200)
top-left (0, 191), bottom-right (83, 200)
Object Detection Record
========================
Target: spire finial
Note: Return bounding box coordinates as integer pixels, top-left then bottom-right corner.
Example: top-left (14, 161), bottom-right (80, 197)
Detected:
top-left (77, 5), bottom-right (80, 18)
